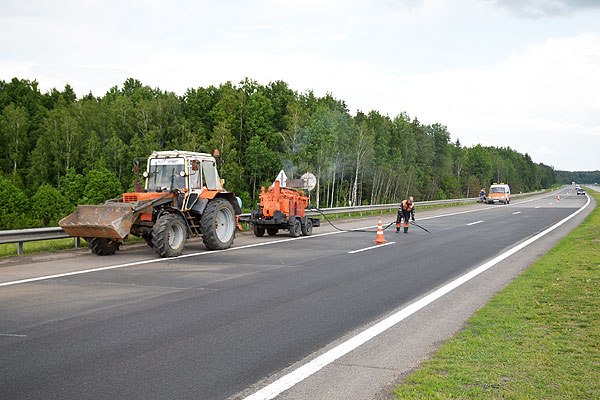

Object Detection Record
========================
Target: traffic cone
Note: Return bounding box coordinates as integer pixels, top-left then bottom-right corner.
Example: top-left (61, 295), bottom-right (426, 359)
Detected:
top-left (374, 217), bottom-right (387, 244)
top-left (557, 195), bottom-right (560, 202)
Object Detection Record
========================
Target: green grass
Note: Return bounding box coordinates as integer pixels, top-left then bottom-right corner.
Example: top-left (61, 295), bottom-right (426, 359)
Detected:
top-left (394, 192), bottom-right (600, 399)
top-left (0, 238), bottom-right (84, 257)
top-left (0, 236), bottom-right (144, 258)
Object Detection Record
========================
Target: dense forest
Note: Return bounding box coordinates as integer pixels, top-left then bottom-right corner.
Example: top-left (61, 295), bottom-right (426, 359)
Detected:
top-left (555, 170), bottom-right (600, 185)
top-left (1, 77), bottom-right (557, 230)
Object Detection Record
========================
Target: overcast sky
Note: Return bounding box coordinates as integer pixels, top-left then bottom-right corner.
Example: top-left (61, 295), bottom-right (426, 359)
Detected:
top-left (1, 0), bottom-right (599, 171)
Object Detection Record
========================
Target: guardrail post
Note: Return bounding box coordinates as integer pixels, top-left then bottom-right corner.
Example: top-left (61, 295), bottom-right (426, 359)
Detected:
top-left (18, 242), bottom-right (24, 255)
top-left (75, 237), bottom-right (81, 248)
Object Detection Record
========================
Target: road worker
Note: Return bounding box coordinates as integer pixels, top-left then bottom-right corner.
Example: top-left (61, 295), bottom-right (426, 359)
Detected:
top-left (396, 196), bottom-right (416, 233)
top-left (479, 187), bottom-right (486, 203)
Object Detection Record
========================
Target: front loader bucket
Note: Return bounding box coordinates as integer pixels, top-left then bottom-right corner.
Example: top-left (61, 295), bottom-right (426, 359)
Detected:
top-left (59, 203), bottom-right (138, 240)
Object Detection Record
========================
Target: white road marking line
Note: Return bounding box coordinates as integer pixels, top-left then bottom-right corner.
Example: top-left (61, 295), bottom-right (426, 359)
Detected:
top-left (348, 242), bottom-right (395, 254)
top-left (0, 333), bottom-right (27, 337)
top-left (243, 194), bottom-right (591, 400)
top-left (535, 206), bottom-right (541, 209)
top-left (513, 211), bottom-right (522, 215)
top-left (466, 220), bottom-right (483, 226)
top-left (0, 192), bottom-right (557, 288)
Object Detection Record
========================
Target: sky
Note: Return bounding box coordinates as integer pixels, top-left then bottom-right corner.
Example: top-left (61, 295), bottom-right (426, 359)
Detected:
top-left (1, 0), bottom-right (599, 171)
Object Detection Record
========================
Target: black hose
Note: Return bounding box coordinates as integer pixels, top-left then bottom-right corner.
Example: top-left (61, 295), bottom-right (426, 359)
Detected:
top-left (307, 207), bottom-right (395, 233)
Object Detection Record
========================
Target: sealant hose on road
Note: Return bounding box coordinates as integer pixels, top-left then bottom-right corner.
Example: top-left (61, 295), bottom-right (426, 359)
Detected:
top-left (307, 207), bottom-right (431, 234)
top-left (307, 207), bottom-right (396, 233)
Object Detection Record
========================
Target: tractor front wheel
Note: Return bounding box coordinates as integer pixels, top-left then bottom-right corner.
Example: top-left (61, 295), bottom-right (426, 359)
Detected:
top-left (152, 214), bottom-right (187, 257)
top-left (201, 198), bottom-right (236, 250)
top-left (89, 238), bottom-right (121, 256)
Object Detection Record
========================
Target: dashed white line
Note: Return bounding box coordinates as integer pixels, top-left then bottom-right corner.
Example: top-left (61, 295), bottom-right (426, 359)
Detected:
top-left (466, 220), bottom-right (484, 226)
top-left (0, 333), bottom-right (27, 338)
top-left (513, 211), bottom-right (522, 215)
top-left (535, 206), bottom-right (541, 209)
top-left (348, 242), bottom-right (396, 254)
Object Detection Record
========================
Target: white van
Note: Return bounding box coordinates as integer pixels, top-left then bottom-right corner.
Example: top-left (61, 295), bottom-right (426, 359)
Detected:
top-left (487, 183), bottom-right (511, 204)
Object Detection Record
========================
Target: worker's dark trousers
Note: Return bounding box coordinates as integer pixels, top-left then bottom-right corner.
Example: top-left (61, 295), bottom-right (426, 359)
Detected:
top-left (396, 210), bottom-right (411, 233)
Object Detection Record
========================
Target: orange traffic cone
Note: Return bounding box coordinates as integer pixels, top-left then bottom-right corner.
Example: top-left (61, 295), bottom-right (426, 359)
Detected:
top-left (374, 217), bottom-right (387, 244)
top-left (557, 195), bottom-right (560, 202)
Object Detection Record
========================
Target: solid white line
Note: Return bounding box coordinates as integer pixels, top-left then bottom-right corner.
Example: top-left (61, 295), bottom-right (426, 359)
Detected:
top-left (0, 333), bottom-right (27, 337)
top-left (243, 194), bottom-right (591, 400)
top-left (348, 242), bottom-right (395, 254)
top-left (466, 220), bottom-right (483, 226)
top-left (513, 211), bottom-right (522, 215)
top-left (0, 192), bottom-right (554, 288)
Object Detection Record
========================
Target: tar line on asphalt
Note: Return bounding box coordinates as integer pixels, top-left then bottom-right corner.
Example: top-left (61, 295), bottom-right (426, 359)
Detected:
top-left (0, 191), bottom-right (562, 288)
top-left (242, 194), bottom-right (591, 400)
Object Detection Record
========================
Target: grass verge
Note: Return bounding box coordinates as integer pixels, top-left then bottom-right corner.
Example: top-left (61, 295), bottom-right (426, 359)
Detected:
top-left (393, 192), bottom-right (599, 399)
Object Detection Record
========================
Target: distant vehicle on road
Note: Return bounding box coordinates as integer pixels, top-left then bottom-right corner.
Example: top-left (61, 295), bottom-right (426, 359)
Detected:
top-left (576, 188), bottom-right (586, 195)
top-left (487, 183), bottom-right (511, 204)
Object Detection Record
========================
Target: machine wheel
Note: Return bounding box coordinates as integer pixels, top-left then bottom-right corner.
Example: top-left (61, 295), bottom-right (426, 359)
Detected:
top-left (201, 198), bottom-right (236, 250)
top-left (89, 238), bottom-right (121, 256)
top-left (267, 228), bottom-right (278, 236)
top-left (253, 226), bottom-right (265, 237)
top-left (301, 219), bottom-right (313, 236)
top-left (152, 213), bottom-right (187, 257)
top-left (143, 234), bottom-right (153, 248)
top-left (289, 218), bottom-right (302, 237)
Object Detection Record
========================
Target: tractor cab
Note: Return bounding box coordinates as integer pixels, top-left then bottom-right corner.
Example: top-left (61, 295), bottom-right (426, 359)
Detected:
top-left (143, 151), bottom-right (224, 193)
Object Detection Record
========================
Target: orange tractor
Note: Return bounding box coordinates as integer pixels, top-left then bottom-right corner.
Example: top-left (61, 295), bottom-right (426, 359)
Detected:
top-left (242, 179), bottom-right (320, 237)
top-left (60, 151), bottom-right (241, 258)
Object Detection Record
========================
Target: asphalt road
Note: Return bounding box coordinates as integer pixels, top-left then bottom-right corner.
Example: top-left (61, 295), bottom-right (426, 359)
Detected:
top-left (0, 188), bottom-right (593, 400)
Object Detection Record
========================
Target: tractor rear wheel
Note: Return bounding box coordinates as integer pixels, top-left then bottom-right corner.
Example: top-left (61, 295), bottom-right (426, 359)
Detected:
top-left (152, 214), bottom-right (187, 257)
top-left (89, 238), bottom-right (121, 256)
top-left (301, 219), bottom-right (313, 236)
top-left (267, 228), bottom-right (278, 236)
top-left (201, 198), bottom-right (236, 250)
top-left (289, 218), bottom-right (302, 237)
top-left (253, 226), bottom-right (265, 237)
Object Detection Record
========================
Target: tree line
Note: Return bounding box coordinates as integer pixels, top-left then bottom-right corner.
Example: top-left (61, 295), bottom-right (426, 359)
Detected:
top-left (1, 77), bottom-right (557, 230)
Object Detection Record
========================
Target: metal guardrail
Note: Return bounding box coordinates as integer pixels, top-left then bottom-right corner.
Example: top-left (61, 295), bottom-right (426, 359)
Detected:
top-left (0, 191), bottom-right (541, 255)
top-left (0, 227), bottom-right (81, 255)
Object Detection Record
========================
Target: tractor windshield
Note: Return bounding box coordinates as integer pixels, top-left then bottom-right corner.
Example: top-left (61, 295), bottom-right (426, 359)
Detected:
top-left (146, 157), bottom-right (186, 191)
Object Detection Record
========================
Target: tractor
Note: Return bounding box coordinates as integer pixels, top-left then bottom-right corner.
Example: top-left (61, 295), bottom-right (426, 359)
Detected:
top-left (60, 150), bottom-right (241, 258)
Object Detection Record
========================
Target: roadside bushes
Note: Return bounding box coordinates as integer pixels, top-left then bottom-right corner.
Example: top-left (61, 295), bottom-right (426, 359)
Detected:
top-left (0, 168), bottom-right (123, 230)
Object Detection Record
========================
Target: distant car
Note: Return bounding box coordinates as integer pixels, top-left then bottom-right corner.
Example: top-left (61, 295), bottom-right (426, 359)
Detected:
top-left (576, 188), bottom-right (586, 195)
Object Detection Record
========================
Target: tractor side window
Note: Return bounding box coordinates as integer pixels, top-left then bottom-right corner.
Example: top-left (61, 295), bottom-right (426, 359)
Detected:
top-left (202, 161), bottom-right (220, 190)
top-left (190, 171), bottom-right (202, 189)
